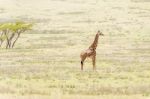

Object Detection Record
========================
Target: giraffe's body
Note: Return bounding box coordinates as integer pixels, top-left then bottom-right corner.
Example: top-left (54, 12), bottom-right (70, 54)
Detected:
top-left (80, 30), bottom-right (104, 71)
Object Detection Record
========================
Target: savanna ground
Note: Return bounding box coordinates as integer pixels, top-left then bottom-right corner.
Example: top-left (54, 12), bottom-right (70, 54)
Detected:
top-left (0, 0), bottom-right (150, 99)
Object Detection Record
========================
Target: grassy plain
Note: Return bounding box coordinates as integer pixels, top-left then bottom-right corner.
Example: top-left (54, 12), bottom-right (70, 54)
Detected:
top-left (0, 0), bottom-right (150, 98)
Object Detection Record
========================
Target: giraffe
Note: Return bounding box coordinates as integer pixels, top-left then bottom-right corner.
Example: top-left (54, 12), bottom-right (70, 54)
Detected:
top-left (80, 30), bottom-right (104, 71)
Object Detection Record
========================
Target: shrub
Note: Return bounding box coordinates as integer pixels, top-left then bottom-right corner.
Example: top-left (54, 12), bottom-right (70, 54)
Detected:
top-left (0, 21), bottom-right (33, 49)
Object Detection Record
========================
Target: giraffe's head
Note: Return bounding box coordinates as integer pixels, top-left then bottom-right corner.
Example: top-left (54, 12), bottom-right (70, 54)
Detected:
top-left (97, 30), bottom-right (104, 36)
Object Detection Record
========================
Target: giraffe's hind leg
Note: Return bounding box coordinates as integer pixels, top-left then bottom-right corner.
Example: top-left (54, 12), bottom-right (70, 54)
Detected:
top-left (81, 61), bottom-right (83, 70)
top-left (80, 55), bottom-right (86, 71)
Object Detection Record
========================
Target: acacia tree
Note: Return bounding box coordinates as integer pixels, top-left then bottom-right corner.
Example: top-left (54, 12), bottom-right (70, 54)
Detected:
top-left (0, 22), bottom-right (32, 49)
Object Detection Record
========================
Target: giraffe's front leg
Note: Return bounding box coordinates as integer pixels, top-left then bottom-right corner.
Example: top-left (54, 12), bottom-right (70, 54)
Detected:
top-left (92, 55), bottom-right (96, 71)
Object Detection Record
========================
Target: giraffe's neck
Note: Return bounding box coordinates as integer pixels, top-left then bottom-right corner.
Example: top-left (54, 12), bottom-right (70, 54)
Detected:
top-left (89, 33), bottom-right (99, 50)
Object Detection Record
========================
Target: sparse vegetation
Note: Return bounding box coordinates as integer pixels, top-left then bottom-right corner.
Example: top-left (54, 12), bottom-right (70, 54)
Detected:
top-left (0, 22), bottom-right (32, 49)
top-left (0, 0), bottom-right (150, 99)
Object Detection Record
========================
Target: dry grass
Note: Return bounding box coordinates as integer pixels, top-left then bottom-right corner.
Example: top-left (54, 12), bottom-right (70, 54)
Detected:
top-left (0, 0), bottom-right (150, 98)
top-left (0, 94), bottom-right (149, 99)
